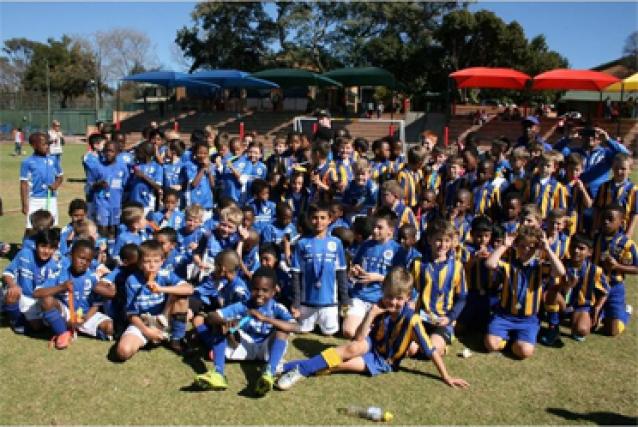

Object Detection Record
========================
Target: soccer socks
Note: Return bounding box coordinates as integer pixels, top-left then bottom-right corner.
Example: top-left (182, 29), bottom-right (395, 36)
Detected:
top-left (211, 338), bottom-right (227, 374)
top-left (171, 313), bottom-right (187, 340)
top-left (546, 304), bottom-right (560, 328)
top-left (4, 303), bottom-right (25, 329)
top-left (42, 308), bottom-right (67, 335)
top-left (195, 324), bottom-right (217, 350)
top-left (267, 337), bottom-right (287, 374)
top-left (298, 348), bottom-right (342, 377)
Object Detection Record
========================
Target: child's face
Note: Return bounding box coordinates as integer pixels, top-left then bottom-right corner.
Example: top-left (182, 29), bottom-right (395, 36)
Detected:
top-left (70, 209), bottom-right (87, 225)
top-left (375, 143), bottom-right (390, 160)
top-left (505, 199), bottom-right (522, 220)
top-left (547, 218), bottom-right (563, 235)
top-left (382, 191), bottom-right (398, 207)
top-left (103, 143), bottom-right (118, 163)
top-left (531, 149), bottom-right (542, 159)
top-left (338, 142), bottom-right (353, 160)
top-left (399, 231), bottom-right (416, 248)
top-left (257, 187), bottom-right (270, 202)
top-left (291, 176), bottom-right (304, 193)
top-left (185, 215), bottom-right (202, 232)
top-left (421, 192), bottom-right (437, 211)
top-left (259, 253), bottom-right (278, 269)
top-left (514, 237), bottom-right (538, 261)
top-left (431, 234), bottom-right (452, 258)
top-left (217, 220), bottom-right (238, 238)
top-left (329, 206), bottom-right (343, 222)
top-left (392, 142), bottom-right (403, 158)
top-left (36, 243), bottom-right (56, 261)
top-left (568, 163), bottom-right (583, 180)
top-left (195, 146), bottom-right (209, 165)
top-left (540, 160), bottom-right (554, 178)
top-left (512, 157), bottom-right (527, 171)
top-left (492, 237), bottom-right (505, 250)
top-left (230, 140), bottom-right (243, 155)
top-left (449, 163), bottom-right (463, 180)
top-left (478, 162), bottom-right (494, 182)
top-left (247, 146), bottom-right (262, 163)
top-left (278, 208), bottom-right (293, 226)
top-left (140, 252), bottom-right (164, 276)
top-left (612, 160), bottom-right (631, 182)
top-left (372, 218), bottom-right (394, 242)
top-left (522, 214), bottom-right (541, 228)
top-left (151, 134), bottom-right (163, 147)
top-left (290, 137), bottom-right (301, 152)
top-left (355, 169), bottom-right (369, 186)
top-left (380, 291), bottom-right (410, 315)
top-left (455, 193), bottom-right (471, 213)
top-left (602, 210), bottom-right (623, 235)
top-left (164, 195), bottom-right (178, 212)
top-left (122, 254), bottom-right (139, 269)
top-left (251, 276), bottom-right (276, 307)
top-left (71, 247), bottom-right (93, 274)
top-left (134, 217), bottom-right (147, 231)
top-left (33, 136), bottom-right (49, 155)
top-left (311, 210), bottom-right (331, 234)
top-left (472, 231), bottom-right (492, 248)
top-left (569, 242), bottom-right (592, 263)
top-left (434, 153), bottom-right (447, 165)
top-left (242, 211), bottom-right (255, 228)
top-left (155, 234), bottom-right (175, 256)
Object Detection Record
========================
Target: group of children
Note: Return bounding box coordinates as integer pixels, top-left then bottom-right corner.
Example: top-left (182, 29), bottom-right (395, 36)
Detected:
top-left (3, 120), bottom-right (635, 395)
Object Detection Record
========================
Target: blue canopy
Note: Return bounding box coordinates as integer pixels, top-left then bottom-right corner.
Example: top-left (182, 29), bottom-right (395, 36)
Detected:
top-left (121, 71), bottom-right (220, 92)
top-left (189, 69), bottom-right (278, 89)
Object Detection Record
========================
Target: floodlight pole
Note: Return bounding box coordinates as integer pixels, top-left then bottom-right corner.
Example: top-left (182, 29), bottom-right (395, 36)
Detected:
top-left (45, 59), bottom-right (51, 127)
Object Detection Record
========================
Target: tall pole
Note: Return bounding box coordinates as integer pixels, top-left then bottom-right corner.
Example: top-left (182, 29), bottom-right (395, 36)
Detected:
top-left (45, 59), bottom-right (51, 127)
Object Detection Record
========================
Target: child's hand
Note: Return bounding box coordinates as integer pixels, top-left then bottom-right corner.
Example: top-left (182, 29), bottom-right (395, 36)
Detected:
top-left (602, 255), bottom-right (618, 272)
top-left (369, 303), bottom-right (387, 318)
top-left (5, 285), bottom-right (22, 300)
top-left (189, 242), bottom-right (199, 251)
top-left (147, 281), bottom-right (160, 293)
top-left (146, 327), bottom-right (165, 343)
top-left (248, 309), bottom-right (266, 322)
top-left (238, 225), bottom-right (250, 240)
top-left (443, 376), bottom-right (470, 389)
top-left (65, 280), bottom-right (74, 294)
top-left (436, 316), bottom-right (450, 327)
top-left (476, 248), bottom-right (490, 259)
top-left (96, 264), bottom-right (110, 278)
top-left (290, 307), bottom-right (301, 319)
top-left (504, 233), bottom-right (516, 248)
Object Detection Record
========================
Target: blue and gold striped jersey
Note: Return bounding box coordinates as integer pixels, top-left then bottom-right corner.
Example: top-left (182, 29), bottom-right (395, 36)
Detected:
top-left (392, 201), bottom-right (418, 231)
top-left (370, 160), bottom-right (391, 182)
top-left (465, 250), bottom-right (502, 295)
top-left (527, 176), bottom-right (567, 218)
top-left (562, 260), bottom-right (609, 308)
top-left (592, 231), bottom-right (638, 285)
top-left (547, 232), bottom-right (571, 260)
top-left (412, 257), bottom-right (467, 319)
top-left (472, 181), bottom-right (500, 216)
top-left (563, 179), bottom-right (586, 235)
top-left (369, 305), bottom-right (435, 369)
top-left (423, 164), bottom-right (445, 194)
top-left (594, 179), bottom-right (638, 230)
top-left (397, 167), bottom-right (424, 208)
top-left (495, 257), bottom-right (547, 317)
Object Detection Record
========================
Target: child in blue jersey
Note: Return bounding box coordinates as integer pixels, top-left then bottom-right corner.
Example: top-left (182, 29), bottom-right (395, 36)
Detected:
top-left (490, 137), bottom-right (511, 179)
top-left (484, 226), bottom-right (565, 359)
top-left (501, 192), bottom-right (523, 235)
top-left (593, 153), bottom-right (638, 236)
top-left (259, 243), bottom-right (292, 307)
top-left (99, 244), bottom-right (139, 338)
top-left (282, 171), bottom-right (309, 223)
top-left (592, 206), bottom-right (638, 337)
top-left (418, 189), bottom-right (441, 239)
top-left (331, 137), bottom-right (355, 201)
top-left (506, 147), bottom-right (530, 195)
top-left (441, 156), bottom-right (466, 211)
top-left (541, 234), bottom-right (609, 345)
top-left (155, 227), bottom-right (189, 279)
top-left (128, 142), bottom-right (163, 215)
top-left (260, 202), bottom-right (297, 251)
top-left (309, 141), bottom-right (336, 203)
top-left (147, 189), bottom-right (185, 233)
top-left (59, 199), bottom-right (88, 257)
top-left (395, 224), bottom-right (422, 269)
top-left (389, 138), bottom-right (405, 175)
top-left (94, 141), bottom-right (130, 238)
top-left (423, 145), bottom-right (447, 195)
top-left (291, 203), bottom-right (350, 336)
top-left (194, 267), bottom-right (298, 395)
top-left (182, 141), bottom-right (216, 219)
top-left (83, 133), bottom-right (106, 221)
top-left (276, 267), bottom-right (469, 390)
top-left (412, 222), bottom-right (467, 355)
top-left (380, 180), bottom-right (418, 231)
top-left (343, 158), bottom-right (378, 222)
top-left (115, 240), bottom-right (193, 361)
top-left (177, 204), bottom-right (205, 257)
top-left (22, 209), bottom-right (55, 251)
top-left (327, 202), bottom-right (349, 234)
top-left (447, 189), bottom-right (473, 244)
top-left (527, 152), bottom-right (567, 220)
top-left (545, 209), bottom-right (571, 260)
top-left (397, 145), bottom-right (426, 209)
top-left (266, 134), bottom-right (289, 175)
top-left (369, 139), bottom-right (392, 182)
top-left (343, 210), bottom-right (401, 338)
top-left (219, 137), bottom-right (249, 203)
top-left (243, 142), bottom-right (268, 201)
top-left (238, 229), bottom-right (261, 280)
top-left (2, 229), bottom-right (60, 334)
top-left (246, 179), bottom-right (276, 235)
top-left (111, 205), bottom-right (148, 262)
top-left (20, 132), bottom-right (64, 228)
top-left (163, 139), bottom-right (185, 193)
top-left (33, 240), bottom-right (115, 348)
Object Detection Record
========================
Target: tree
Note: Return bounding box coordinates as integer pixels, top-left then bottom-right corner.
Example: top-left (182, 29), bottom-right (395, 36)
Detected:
top-left (623, 31), bottom-right (638, 72)
top-left (1, 38), bottom-right (42, 91)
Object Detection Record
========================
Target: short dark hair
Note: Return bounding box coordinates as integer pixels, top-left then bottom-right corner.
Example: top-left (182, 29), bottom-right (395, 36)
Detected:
top-left (68, 199), bottom-right (88, 215)
top-left (251, 179), bottom-right (269, 196)
top-left (34, 229), bottom-right (59, 248)
top-left (251, 266), bottom-right (278, 289)
top-left (155, 227), bottom-right (178, 244)
top-left (571, 233), bottom-right (593, 249)
top-left (71, 239), bottom-right (94, 257)
top-left (88, 133), bottom-right (106, 147)
top-left (120, 243), bottom-right (140, 263)
top-left (471, 216), bottom-right (493, 234)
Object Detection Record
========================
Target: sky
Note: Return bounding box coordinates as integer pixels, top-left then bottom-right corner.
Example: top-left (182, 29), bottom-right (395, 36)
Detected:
top-left (0, 1), bottom-right (636, 73)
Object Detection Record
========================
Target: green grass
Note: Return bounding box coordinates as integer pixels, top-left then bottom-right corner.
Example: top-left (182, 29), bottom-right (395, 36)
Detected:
top-left (0, 143), bottom-right (637, 425)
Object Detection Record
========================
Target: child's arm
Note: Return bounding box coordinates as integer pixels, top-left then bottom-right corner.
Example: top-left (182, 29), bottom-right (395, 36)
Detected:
top-left (3, 274), bottom-right (22, 299)
top-left (430, 351), bottom-right (470, 388)
top-left (603, 256), bottom-right (638, 276)
top-left (354, 304), bottom-right (386, 341)
top-left (20, 180), bottom-right (28, 215)
top-left (626, 214), bottom-right (638, 237)
top-left (485, 243), bottom-right (510, 270)
top-left (49, 175), bottom-right (63, 192)
top-left (249, 309), bottom-right (300, 333)
top-left (129, 314), bottom-right (165, 343)
top-left (152, 280), bottom-right (193, 296)
top-left (94, 281), bottom-right (116, 299)
top-left (541, 235), bottom-right (566, 277)
top-left (32, 280), bottom-right (70, 298)
top-left (133, 168), bottom-right (161, 194)
top-left (575, 179), bottom-right (593, 209)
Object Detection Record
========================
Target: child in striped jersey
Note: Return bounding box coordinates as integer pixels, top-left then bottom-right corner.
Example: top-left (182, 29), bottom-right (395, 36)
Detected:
top-left (562, 152), bottom-right (592, 236)
top-left (527, 152), bottom-right (567, 219)
top-left (593, 153), bottom-right (638, 236)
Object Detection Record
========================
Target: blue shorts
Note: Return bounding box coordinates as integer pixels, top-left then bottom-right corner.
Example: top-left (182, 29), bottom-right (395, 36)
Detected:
top-left (425, 323), bottom-right (454, 345)
top-left (95, 203), bottom-right (121, 227)
top-left (604, 283), bottom-right (629, 325)
top-left (488, 311), bottom-right (540, 345)
top-left (363, 337), bottom-right (393, 376)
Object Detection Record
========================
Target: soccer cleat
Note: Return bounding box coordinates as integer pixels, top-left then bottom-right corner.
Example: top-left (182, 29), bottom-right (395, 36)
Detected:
top-left (194, 370), bottom-right (228, 391)
top-left (626, 304), bottom-right (633, 316)
top-left (254, 370), bottom-right (275, 396)
top-left (55, 330), bottom-right (72, 350)
top-left (275, 366), bottom-right (305, 391)
top-left (572, 333), bottom-right (586, 342)
top-left (540, 326), bottom-right (560, 347)
top-left (168, 338), bottom-right (194, 356)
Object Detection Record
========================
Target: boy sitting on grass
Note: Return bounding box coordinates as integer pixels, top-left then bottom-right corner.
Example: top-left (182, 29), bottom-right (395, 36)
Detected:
top-left (276, 267), bottom-right (469, 390)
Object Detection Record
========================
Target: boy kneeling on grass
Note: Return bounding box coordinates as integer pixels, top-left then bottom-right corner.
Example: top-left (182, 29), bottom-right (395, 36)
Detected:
top-left (276, 267), bottom-right (469, 391)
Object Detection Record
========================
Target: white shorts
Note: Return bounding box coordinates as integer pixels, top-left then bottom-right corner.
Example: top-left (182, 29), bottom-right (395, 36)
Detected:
top-left (27, 197), bottom-right (59, 227)
top-left (225, 330), bottom-right (285, 362)
top-left (346, 298), bottom-right (374, 319)
top-left (12, 293), bottom-right (43, 321)
top-left (299, 305), bottom-right (339, 335)
top-left (58, 304), bottom-right (111, 337)
top-left (122, 314), bottom-right (170, 346)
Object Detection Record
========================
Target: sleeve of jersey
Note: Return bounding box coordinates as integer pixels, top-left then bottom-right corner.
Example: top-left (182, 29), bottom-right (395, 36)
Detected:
top-left (632, 189), bottom-right (638, 216)
top-left (595, 268), bottom-right (610, 295)
top-left (125, 278), bottom-right (140, 316)
top-left (606, 138), bottom-right (629, 155)
top-left (19, 159), bottom-right (30, 181)
top-left (623, 241), bottom-right (638, 267)
top-left (55, 158), bottom-right (63, 177)
top-left (336, 240), bottom-right (346, 271)
top-left (448, 265), bottom-right (467, 321)
top-left (410, 315), bottom-right (434, 359)
top-left (3, 253), bottom-right (21, 278)
top-left (217, 301), bottom-right (246, 321)
top-left (274, 302), bottom-right (294, 322)
top-left (290, 243), bottom-right (302, 272)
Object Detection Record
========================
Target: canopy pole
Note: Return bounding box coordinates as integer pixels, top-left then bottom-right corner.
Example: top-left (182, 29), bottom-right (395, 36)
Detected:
top-left (617, 83), bottom-right (624, 138)
top-left (116, 80), bottom-right (121, 130)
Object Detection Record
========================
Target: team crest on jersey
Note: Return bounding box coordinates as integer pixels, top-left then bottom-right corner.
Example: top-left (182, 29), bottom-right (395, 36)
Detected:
top-left (327, 241), bottom-right (337, 251)
top-left (383, 249), bottom-right (394, 260)
top-left (47, 159), bottom-right (54, 165)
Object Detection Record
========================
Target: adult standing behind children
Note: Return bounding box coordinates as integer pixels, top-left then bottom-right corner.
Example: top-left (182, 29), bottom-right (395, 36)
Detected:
top-left (48, 120), bottom-right (64, 169)
top-left (20, 133), bottom-right (63, 228)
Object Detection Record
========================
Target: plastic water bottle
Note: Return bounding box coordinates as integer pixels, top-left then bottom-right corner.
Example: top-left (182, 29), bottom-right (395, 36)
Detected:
top-left (339, 406), bottom-right (394, 422)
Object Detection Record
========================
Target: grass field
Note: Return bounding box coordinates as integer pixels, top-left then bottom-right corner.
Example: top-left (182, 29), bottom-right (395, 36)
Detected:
top-left (0, 143), bottom-right (636, 425)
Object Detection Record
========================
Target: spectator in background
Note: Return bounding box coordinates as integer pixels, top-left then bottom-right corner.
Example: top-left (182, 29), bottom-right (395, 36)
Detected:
top-left (47, 120), bottom-right (64, 169)
top-left (12, 127), bottom-right (24, 156)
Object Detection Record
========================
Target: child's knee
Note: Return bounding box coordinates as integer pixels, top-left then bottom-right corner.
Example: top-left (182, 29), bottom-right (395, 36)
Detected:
top-left (484, 335), bottom-right (503, 352)
top-left (170, 296), bottom-right (188, 312)
top-left (39, 296), bottom-right (57, 311)
top-left (100, 320), bottom-right (114, 336)
top-left (512, 342), bottom-right (534, 359)
top-left (116, 339), bottom-right (139, 361)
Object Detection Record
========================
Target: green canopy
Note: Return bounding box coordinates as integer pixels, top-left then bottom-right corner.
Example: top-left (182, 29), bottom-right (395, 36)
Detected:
top-left (250, 68), bottom-right (342, 88)
top-left (559, 90), bottom-right (626, 102)
top-left (323, 66), bottom-right (405, 90)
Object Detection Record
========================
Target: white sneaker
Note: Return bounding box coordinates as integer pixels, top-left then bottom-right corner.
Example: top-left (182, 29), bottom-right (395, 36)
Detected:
top-left (626, 304), bottom-right (633, 316)
top-left (275, 367), bottom-right (305, 391)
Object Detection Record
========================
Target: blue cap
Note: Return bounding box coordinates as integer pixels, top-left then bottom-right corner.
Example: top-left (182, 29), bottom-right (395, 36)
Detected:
top-left (523, 115), bottom-right (540, 125)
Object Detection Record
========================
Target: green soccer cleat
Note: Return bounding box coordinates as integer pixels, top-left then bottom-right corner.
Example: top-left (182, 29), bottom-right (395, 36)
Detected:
top-left (195, 370), bottom-right (228, 391)
top-left (254, 370), bottom-right (275, 396)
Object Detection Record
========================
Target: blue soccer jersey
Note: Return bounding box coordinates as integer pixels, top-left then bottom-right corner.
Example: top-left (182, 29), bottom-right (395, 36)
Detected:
top-left (83, 151), bottom-right (101, 201)
top-left (220, 156), bottom-right (250, 202)
top-left (147, 209), bottom-right (185, 231)
top-left (125, 269), bottom-right (185, 316)
top-left (195, 275), bottom-right (250, 307)
top-left (218, 298), bottom-right (294, 343)
top-left (261, 222), bottom-right (298, 246)
top-left (351, 239), bottom-right (401, 303)
top-left (111, 230), bottom-right (147, 260)
top-left (94, 160), bottom-right (130, 221)
top-left (39, 266), bottom-right (100, 313)
top-left (247, 199), bottom-right (276, 234)
top-left (177, 226), bottom-right (206, 256)
top-left (129, 161), bottom-right (162, 208)
top-left (181, 160), bottom-right (215, 209)
top-left (343, 180), bottom-right (378, 219)
top-left (291, 235), bottom-right (347, 307)
top-left (494, 257), bottom-right (547, 317)
top-left (20, 154), bottom-right (63, 198)
top-left (163, 160), bottom-right (183, 190)
top-left (3, 247), bottom-right (60, 297)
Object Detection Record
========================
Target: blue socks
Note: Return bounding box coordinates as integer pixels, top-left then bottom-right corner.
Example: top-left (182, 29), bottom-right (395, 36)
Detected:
top-left (297, 354), bottom-right (328, 377)
top-left (171, 313), bottom-right (187, 340)
top-left (267, 337), bottom-right (287, 374)
top-left (5, 303), bottom-right (24, 330)
top-left (548, 311), bottom-right (560, 327)
top-left (195, 324), bottom-right (216, 350)
top-left (212, 338), bottom-right (227, 375)
top-left (42, 308), bottom-right (67, 335)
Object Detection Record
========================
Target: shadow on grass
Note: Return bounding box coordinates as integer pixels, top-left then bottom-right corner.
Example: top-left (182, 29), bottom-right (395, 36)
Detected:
top-left (291, 336), bottom-right (333, 357)
top-left (546, 407), bottom-right (637, 425)
top-left (237, 361), bottom-right (266, 398)
top-left (397, 365), bottom-right (442, 382)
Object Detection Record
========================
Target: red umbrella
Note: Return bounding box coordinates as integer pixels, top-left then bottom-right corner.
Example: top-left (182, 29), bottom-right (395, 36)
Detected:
top-left (532, 69), bottom-right (620, 91)
top-left (449, 67), bottom-right (531, 90)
